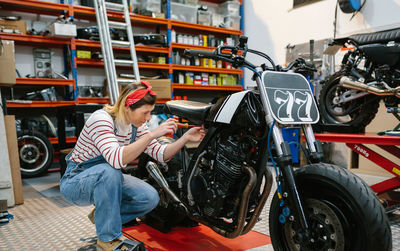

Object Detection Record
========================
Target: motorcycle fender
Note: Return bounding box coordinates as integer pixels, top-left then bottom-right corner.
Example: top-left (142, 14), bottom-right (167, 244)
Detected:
top-left (209, 90), bottom-right (250, 124)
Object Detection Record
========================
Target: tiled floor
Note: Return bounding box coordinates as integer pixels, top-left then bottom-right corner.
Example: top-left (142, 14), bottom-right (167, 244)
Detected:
top-left (0, 169), bottom-right (399, 251)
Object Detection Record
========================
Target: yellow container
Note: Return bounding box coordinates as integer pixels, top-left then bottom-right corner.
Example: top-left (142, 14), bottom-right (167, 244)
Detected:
top-left (203, 35), bottom-right (208, 47)
top-left (200, 58), bottom-right (209, 67)
top-left (152, 57), bottom-right (166, 64)
top-left (208, 58), bottom-right (216, 68)
top-left (77, 50), bottom-right (91, 59)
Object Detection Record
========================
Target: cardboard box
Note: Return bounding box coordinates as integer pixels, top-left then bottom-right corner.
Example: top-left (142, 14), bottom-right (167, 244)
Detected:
top-left (145, 79), bottom-right (172, 100)
top-left (0, 19), bottom-right (26, 34)
top-left (50, 23), bottom-right (77, 38)
top-left (0, 40), bottom-right (16, 86)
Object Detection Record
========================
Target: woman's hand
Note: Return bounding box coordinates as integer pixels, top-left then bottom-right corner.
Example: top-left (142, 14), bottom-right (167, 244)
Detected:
top-left (149, 118), bottom-right (177, 139)
top-left (183, 126), bottom-right (206, 142)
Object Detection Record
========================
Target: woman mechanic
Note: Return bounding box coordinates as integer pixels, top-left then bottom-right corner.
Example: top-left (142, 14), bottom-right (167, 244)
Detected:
top-left (60, 81), bottom-right (205, 251)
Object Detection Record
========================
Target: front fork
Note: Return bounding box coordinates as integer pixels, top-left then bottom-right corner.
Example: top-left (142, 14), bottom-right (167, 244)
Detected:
top-left (255, 72), bottom-right (324, 241)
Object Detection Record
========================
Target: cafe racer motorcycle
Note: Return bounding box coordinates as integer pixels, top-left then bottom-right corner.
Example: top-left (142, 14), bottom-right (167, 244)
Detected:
top-left (132, 36), bottom-right (392, 251)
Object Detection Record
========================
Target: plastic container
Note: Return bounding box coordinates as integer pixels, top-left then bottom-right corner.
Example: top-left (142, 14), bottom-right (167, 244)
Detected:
top-left (197, 10), bottom-right (211, 26)
top-left (171, 2), bottom-right (198, 24)
top-left (140, 0), bottom-right (161, 13)
top-left (219, 1), bottom-right (240, 16)
top-left (224, 15), bottom-right (241, 30)
top-left (212, 13), bottom-right (224, 27)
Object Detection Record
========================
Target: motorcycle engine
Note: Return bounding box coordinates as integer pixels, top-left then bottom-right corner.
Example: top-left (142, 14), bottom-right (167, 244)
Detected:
top-left (192, 132), bottom-right (256, 218)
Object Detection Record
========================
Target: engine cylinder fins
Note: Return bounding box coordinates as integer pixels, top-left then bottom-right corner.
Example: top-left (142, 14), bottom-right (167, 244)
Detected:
top-left (215, 153), bottom-right (243, 184)
top-left (215, 137), bottom-right (247, 185)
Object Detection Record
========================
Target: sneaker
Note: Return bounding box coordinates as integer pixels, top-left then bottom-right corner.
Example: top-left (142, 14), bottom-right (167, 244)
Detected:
top-left (88, 208), bottom-right (95, 224)
top-left (96, 236), bottom-right (127, 251)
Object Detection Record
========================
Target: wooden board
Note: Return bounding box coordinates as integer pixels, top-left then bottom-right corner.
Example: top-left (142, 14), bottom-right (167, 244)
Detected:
top-left (4, 115), bottom-right (23, 205)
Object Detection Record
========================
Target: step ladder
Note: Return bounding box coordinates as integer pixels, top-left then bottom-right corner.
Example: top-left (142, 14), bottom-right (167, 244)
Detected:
top-left (93, 0), bottom-right (141, 104)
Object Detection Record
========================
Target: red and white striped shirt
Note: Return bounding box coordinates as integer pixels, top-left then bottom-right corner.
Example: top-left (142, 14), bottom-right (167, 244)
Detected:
top-left (69, 109), bottom-right (167, 169)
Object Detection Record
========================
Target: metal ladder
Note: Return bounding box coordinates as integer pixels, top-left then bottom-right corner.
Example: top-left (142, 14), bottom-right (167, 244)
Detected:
top-left (93, 0), bottom-right (141, 104)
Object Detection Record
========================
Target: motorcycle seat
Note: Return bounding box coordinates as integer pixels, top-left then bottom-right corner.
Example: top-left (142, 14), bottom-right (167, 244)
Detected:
top-left (337, 28), bottom-right (400, 46)
top-left (164, 100), bottom-right (212, 125)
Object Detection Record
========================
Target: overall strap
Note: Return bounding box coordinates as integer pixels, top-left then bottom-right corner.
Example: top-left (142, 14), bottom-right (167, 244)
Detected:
top-left (130, 125), bottom-right (138, 143)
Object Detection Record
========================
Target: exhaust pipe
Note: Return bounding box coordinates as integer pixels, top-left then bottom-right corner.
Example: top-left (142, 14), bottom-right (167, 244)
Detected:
top-left (146, 161), bottom-right (188, 212)
top-left (195, 165), bottom-right (257, 239)
top-left (339, 77), bottom-right (400, 98)
top-left (241, 168), bottom-right (273, 235)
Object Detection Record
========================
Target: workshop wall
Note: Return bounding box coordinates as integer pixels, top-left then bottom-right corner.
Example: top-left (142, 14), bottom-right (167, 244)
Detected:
top-left (243, 0), bottom-right (400, 87)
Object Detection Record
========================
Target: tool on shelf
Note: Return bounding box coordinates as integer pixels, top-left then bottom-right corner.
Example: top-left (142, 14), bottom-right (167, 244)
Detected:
top-left (93, 0), bottom-right (140, 104)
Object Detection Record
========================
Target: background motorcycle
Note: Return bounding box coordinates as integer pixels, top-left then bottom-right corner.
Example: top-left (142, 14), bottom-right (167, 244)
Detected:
top-left (131, 36), bottom-right (392, 251)
top-left (319, 28), bottom-right (400, 131)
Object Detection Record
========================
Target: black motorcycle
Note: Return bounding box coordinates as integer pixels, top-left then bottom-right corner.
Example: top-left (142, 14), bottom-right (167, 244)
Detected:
top-left (132, 36), bottom-right (392, 251)
top-left (319, 28), bottom-right (400, 131)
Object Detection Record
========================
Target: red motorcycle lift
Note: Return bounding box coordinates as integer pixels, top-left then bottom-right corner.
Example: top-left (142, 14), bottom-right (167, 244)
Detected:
top-left (314, 133), bottom-right (400, 207)
top-left (122, 223), bottom-right (270, 251)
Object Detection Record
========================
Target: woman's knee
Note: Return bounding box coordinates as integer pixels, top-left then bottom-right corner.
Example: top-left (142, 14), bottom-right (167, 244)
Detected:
top-left (147, 186), bottom-right (160, 210)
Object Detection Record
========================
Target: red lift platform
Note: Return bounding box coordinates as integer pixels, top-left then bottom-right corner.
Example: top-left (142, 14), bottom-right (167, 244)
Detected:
top-left (122, 224), bottom-right (270, 251)
top-left (314, 133), bottom-right (400, 205)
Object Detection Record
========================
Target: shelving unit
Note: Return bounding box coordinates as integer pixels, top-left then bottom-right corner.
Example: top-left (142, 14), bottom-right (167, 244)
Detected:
top-left (75, 39), bottom-right (170, 54)
top-left (172, 64), bottom-right (242, 75)
top-left (172, 83), bottom-right (242, 91)
top-left (170, 20), bottom-right (242, 35)
top-left (76, 59), bottom-right (170, 70)
top-left (0, 0), bottom-right (244, 151)
top-left (6, 100), bottom-right (76, 108)
top-left (15, 78), bottom-right (75, 86)
top-left (0, 0), bottom-right (244, 101)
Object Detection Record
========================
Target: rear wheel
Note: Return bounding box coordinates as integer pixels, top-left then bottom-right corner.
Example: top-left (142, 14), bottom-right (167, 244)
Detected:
top-left (17, 131), bottom-right (54, 177)
top-left (269, 163), bottom-right (392, 251)
top-left (318, 71), bottom-right (379, 131)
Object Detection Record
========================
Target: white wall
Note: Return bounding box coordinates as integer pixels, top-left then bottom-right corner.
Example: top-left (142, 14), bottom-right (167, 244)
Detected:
top-left (243, 0), bottom-right (400, 87)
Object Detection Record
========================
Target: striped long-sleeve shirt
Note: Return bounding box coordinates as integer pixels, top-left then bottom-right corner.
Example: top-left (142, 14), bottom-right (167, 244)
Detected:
top-left (69, 109), bottom-right (167, 169)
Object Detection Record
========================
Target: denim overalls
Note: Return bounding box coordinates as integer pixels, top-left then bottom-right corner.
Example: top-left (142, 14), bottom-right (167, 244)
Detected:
top-left (60, 126), bottom-right (159, 242)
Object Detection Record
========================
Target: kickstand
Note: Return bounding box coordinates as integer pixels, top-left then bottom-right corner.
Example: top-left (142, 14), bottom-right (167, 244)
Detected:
top-left (113, 239), bottom-right (147, 251)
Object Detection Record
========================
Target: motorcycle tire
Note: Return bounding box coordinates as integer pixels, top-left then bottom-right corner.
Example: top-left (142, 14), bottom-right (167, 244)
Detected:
top-left (269, 163), bottom-right (392, 251)
top-left (17, 130), bottom-right (54, 178)
top-left (318, 71), bottom-right (379, 132)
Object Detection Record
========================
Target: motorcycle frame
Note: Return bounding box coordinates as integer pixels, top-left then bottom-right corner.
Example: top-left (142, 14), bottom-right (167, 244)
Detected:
top-left (177, 67), bottom-right (325, 238)
top-left (157, 40), bottom-right (327, 239)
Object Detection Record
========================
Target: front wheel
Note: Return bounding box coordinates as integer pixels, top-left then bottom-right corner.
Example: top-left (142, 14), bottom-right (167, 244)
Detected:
top-left (269, 163), bottom-right (392, 251)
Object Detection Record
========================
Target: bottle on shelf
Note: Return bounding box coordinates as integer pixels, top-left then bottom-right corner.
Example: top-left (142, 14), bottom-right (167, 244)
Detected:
top-left (171, 29), bottom-right (176, 43)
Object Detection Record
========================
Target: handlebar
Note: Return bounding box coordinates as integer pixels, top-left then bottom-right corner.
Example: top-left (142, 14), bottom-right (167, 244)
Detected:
top-left (282, 58), bottom-right (316, 72)
top-left (184, 36), bottom-right (315, 74)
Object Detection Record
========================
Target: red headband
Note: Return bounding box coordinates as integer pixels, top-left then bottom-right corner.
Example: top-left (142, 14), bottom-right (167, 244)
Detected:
top-left (125, 81), bottom-right (157, 107)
